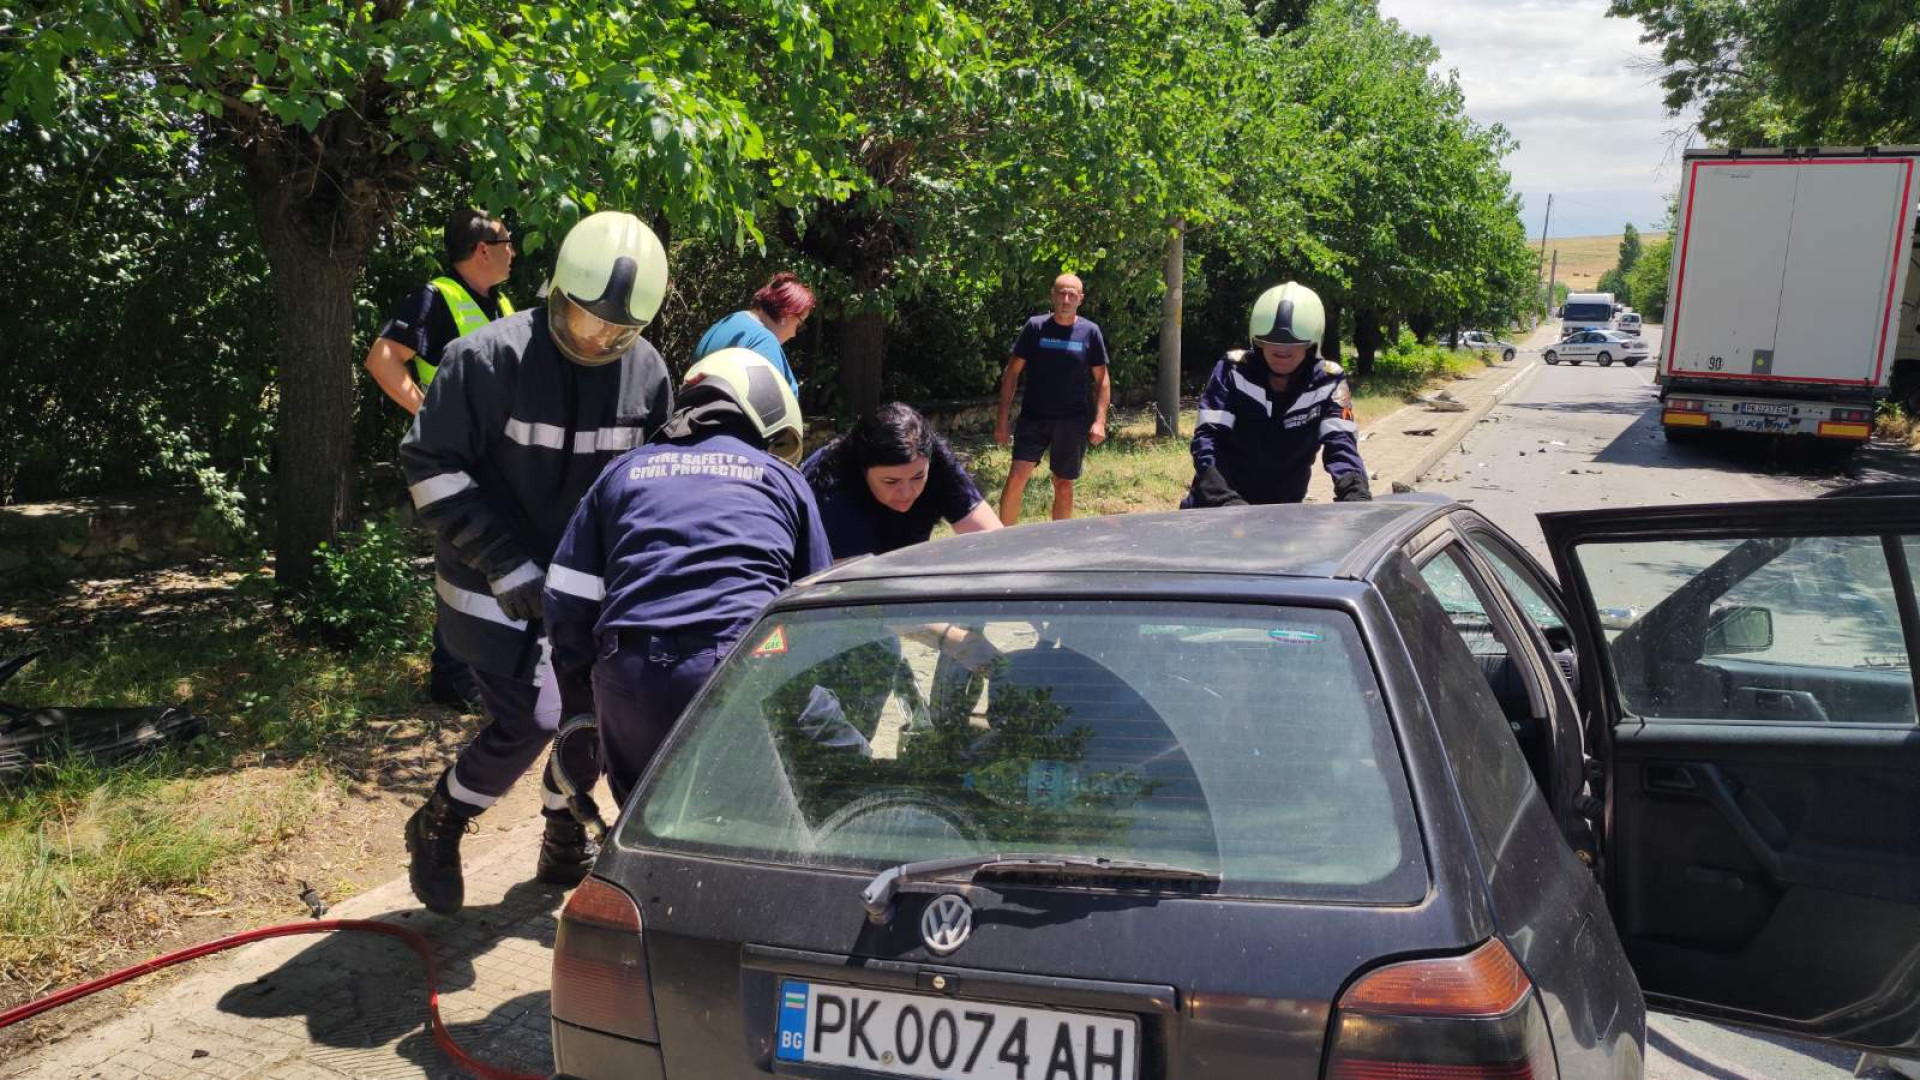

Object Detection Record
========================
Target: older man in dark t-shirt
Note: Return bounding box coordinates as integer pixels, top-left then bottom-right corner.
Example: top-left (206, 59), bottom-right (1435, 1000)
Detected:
top-left (993, 274), bottom-right (1112, 524)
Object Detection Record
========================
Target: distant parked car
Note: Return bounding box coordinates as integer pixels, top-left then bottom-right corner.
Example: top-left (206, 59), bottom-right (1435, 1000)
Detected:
top-left (1616, 312), bottom-right (1643, 336)
top-left (1458, 330), bottom-right (1517, 362)
top-left (1545, 329), bottom-right (1650, 367)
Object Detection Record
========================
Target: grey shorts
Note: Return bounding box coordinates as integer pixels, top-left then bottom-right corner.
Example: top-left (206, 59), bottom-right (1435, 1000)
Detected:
top-left (1012, 415), bottom-right (1089, 480)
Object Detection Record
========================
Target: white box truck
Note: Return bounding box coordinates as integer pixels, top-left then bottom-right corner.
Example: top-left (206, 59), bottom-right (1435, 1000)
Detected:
top-left (1561, 291), bottom-right (1616, 335)
top-left (1660, 146), bottom-right (1919, 447)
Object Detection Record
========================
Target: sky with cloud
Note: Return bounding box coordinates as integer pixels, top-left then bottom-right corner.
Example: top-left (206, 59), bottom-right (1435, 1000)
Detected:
top-left (1374, 0), bottom-right (1696, 240)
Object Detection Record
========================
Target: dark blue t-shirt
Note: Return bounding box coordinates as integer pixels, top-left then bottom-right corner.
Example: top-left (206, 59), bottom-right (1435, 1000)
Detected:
top-left (801, 437), bottom-right (985, 559)
top-left (1012, 315), bottom-right (1108, 420)
top-left (378, 281), bottom-right (506, 365)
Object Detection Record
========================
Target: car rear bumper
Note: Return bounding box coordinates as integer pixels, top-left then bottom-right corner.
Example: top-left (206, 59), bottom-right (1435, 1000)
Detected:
top-left (551, 1018), bottom-right (664, 1079)
top-left (1660, 393), bottom-right (1873, 438)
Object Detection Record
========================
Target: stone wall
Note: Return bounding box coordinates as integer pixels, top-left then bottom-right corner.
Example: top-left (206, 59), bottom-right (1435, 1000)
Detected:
top-left (0, 492), bottom-right (218, 587)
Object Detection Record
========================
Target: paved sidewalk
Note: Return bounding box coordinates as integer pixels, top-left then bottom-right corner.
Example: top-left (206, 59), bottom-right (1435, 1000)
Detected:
top-left (1304, 323), bottom-right (1555, 501)
top-left (7, 814), bottom-right (562, 1079)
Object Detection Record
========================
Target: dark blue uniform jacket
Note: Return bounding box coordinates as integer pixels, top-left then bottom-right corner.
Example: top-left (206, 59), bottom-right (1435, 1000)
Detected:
top-left (399, 308), bottom-right (673, 679)
top-left (1188, 351), bottom-right (1365, 505)
top-left (542, 432), bottom-right (832, 718)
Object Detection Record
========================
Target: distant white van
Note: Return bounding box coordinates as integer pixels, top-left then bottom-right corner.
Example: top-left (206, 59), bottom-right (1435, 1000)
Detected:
top-left (1616, 311), bottom-right (1642, 336)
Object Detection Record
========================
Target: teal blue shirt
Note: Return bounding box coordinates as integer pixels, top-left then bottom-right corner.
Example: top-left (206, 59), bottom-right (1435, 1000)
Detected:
top-left (694, 311), bottom-right (796, 391)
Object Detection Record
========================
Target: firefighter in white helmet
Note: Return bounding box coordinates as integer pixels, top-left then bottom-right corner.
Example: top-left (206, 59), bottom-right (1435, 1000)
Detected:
top-left (1185, 281), bottom-right (1371, 508)
top-left (542, 348), bottom-right (830, 804)
top-left (399, 211), bottom-right (673, 915)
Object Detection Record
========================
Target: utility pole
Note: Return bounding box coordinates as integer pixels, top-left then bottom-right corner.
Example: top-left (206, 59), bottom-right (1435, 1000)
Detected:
top-left (1535, 193), bottom-right (1554, 320)
top-left (1546, 249), bottom-right (1559, 325)
top-left (1156, 219), bottom-right (1185, 437)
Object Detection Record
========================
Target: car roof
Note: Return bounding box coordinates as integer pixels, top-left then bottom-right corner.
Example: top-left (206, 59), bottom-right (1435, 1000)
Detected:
top-left (805, 497), bottom-right (1455, 589)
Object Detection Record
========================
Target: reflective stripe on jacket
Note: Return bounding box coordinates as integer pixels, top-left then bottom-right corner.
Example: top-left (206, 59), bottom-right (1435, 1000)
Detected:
top-left (1189, 351), bottom-right (1364, 505)
top-left (415, 277), bottom-right (514, 386)
top-left (399, 307), bottom-right (671, 679)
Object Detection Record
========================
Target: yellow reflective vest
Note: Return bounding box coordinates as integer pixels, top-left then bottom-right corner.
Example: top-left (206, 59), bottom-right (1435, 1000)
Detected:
top-left (416, 277), bottom-right (514, 386)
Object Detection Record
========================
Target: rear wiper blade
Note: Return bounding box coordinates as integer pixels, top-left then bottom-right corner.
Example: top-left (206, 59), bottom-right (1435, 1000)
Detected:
top-left (861, 853), bottom-right (1220, 924)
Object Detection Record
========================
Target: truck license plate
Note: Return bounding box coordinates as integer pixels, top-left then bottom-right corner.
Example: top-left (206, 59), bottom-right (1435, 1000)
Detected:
top-left (1732, 416), bottom-right (1793, 432)
top-left (776, 979), bottom-right (1138, 1080)
top-left (1740, 403), bottom-right (1791, 416)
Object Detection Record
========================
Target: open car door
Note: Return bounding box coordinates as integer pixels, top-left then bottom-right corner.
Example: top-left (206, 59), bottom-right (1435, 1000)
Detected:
top-left (1541, 494), bottom-right (1920, 1054)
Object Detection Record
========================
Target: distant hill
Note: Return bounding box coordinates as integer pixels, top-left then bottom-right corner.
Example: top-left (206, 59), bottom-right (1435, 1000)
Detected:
top-left (1531, 233), bottom-right (1669, 292)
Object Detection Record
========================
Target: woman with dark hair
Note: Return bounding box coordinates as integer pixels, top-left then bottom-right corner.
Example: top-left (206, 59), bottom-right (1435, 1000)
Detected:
top-left (692, 271), bottom-right (816, 392)
top-left (801, 403), bottom-right (1003, 735)
top-left (802, 402), bottom-right (1002, 560)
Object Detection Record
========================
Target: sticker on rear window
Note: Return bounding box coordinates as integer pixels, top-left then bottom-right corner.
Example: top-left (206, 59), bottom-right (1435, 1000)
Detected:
top-left (1268, 628), bottom-right (1324, 644)
top-left (752, 626), bottom-right (789, 657)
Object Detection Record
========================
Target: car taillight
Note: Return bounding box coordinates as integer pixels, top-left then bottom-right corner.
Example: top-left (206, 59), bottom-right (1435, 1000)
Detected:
top-left (552, 877), bottom-right (658, 1042)
top-left (1325, 939), bottom-right (1558, 1080)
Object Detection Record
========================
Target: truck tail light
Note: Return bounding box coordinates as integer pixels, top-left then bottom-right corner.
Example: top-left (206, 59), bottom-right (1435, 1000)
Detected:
top-left (552, 877), bottom-right (659, 1042)
top-left (1830, 407), bottom-right (1871, 423)
top-left (1666, 398), bottom-right (1705, 412)
top-left (1325, 939), bottom-right (1559, 1080)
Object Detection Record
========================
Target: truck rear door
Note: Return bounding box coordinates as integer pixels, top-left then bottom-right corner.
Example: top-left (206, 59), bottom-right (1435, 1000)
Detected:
top-left (1665, 150), bottom-right (1915, 387)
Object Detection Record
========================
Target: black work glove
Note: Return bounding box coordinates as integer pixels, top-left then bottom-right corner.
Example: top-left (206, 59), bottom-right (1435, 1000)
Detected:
top-left (492, 572), bottom-right (546, 623)
top-left (1333, 471), bottom-right (1374, 503)
top-left (1192, 466), bottom-right (1247, 508)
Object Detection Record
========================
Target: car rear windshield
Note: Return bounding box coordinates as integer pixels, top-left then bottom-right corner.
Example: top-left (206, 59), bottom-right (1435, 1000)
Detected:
top-left (626, 600), bottom-right (1426, 903)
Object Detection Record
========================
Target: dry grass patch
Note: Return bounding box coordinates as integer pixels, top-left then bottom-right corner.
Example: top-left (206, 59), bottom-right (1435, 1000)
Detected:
top-left (1532, 232), bottom-right (1668, 292)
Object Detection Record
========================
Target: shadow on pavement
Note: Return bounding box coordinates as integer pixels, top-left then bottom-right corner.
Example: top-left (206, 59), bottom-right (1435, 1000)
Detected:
top-left (215, 879), bottom-right (563, 1077)
top-left (1648, 1027), bottom-right (1756, 1080)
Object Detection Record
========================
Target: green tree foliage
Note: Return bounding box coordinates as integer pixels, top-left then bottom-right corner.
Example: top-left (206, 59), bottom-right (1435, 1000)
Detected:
top-left (1, 0), bottom-right (973, 586)
top-left (1617, 223), bottom-right (1642, 274)
top-left (3, 0), bottom-right (1538, 566)
top-left (1596, 266), bottom-right (1631, 307)
top-left (1626, 235), bottom-right (1673, 322)
top-left (1610, 0), bottom-right (1920, 145)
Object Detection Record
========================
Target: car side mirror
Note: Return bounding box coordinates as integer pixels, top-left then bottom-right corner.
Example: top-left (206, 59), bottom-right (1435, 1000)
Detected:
top-left (1598, 606), bottom-right (1639, 632)
top-left (1704, 605), bottom-right (1773, 654)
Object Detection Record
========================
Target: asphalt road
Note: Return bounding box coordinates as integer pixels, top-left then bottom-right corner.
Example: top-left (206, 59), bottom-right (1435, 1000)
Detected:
top-left (1422, 326), bottom-right (1917, 1080)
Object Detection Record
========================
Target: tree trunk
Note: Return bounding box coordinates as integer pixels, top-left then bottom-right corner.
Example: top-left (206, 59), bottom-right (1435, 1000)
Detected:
top-left (248, 170), bottom-right (378, 590)
top-left (1410, 311), bottom-right (1435, 344)
top-left (1322, 297), bottom-right (1344, 368)
top-left (1448, 325), bottom-right (1461, 349)
top-left (1385, 315), bottom-right (1401, 349)
top-left (834, 234), bottom-right (892, 420)
top-left (1156, 219), bottom-right (1185, 437)
top-left (1353, 307), bottom-right (1382, 377)
top-left (840, 307), bottom-right (886, 420)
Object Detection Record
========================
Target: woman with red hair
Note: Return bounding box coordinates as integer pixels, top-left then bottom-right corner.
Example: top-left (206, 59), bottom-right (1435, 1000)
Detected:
top-left (692, 271), bottom-right (816, 392)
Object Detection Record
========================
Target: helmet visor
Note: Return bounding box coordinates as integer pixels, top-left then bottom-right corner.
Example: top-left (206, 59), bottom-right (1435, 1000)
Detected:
top-left (552, 291), bottom-right (644, 366)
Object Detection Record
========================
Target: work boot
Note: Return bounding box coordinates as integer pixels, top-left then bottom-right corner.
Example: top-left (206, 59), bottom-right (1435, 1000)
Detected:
top-left (405, 789), bottom-right (473, 915)
top-left (536, 816), bottom-right (599, 887)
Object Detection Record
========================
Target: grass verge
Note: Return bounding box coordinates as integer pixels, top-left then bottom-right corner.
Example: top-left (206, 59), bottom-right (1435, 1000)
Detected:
top-left (961, 338), bottom-right (1496, 522)
top-left (0, 591), bottom-right (432, 985)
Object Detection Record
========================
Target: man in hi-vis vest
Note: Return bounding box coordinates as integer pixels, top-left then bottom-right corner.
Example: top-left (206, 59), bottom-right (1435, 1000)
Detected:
top-left (364, 209), bottom-right (517, 708)
top-left (365, 208), bottom-right (518, 414)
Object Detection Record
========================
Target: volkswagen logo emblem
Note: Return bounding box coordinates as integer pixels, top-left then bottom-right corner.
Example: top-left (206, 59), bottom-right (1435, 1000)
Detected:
top-left (920, 894), bottom-right (973, 956)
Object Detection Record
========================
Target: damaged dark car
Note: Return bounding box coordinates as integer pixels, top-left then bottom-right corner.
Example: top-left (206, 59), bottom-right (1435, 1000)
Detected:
top-left (550, 492), bottom-right (1920, 1080)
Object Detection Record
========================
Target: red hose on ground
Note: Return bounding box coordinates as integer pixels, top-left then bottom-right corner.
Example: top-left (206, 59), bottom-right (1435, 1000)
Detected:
top-left (0, 918), bottom-right (545, 1080)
